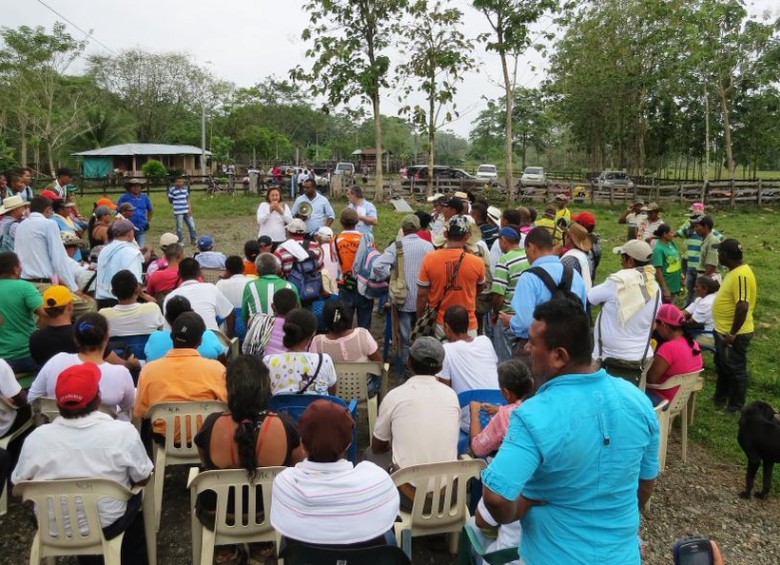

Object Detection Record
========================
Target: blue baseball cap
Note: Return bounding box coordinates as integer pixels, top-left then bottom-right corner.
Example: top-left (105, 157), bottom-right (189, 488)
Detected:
top-left (197, 234), bottom-right (214, 250)
top-left (498, 226), bottom-right (520, 241)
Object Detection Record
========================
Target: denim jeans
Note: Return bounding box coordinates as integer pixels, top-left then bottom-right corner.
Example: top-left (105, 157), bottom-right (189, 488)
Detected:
top-left (397, 310), bottom-right (417, 377)
top-left (339, 287), bottom-right (373, 330)
top-left (135, 229), bottom-right (147, 248)
top-left (683, 268), bottom-right (698, 307)
top-left (713, 331), bottom-right (753, 410)
top-left (490, 318), bottom-right (514, 363)
top-left (175, 213), bottom-right (197, 243)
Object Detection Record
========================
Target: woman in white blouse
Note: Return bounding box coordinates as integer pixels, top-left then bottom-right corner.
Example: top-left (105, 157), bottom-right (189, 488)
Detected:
top-left (256, 186), bottom-right (292, 245)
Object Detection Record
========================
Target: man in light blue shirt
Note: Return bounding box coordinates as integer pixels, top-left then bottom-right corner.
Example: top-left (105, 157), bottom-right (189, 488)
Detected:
top-left (95, 219), bottom-right (143, 307)
top-left (291, 178), bottom-right (335, 233)
top-left (482, 299), bottom-right (660, 565)
top-left (502, 227), bottom-right (587, 341)
top-left (347, 185), bottom-right (378, 234)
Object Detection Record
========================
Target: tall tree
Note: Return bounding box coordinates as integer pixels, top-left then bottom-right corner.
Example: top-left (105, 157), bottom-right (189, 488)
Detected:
top-left (397, 0), bottom-right (475, 194)
top-left (294, 0), bottom-right (408, 200)
top-left (472, 0), bottom-right (559, 193)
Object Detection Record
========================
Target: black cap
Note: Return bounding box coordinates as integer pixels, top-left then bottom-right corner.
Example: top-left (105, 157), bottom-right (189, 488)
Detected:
top-left (171, 311), bottom-right (206, 348)
top-left (690, 215), bottom-right (713, 228)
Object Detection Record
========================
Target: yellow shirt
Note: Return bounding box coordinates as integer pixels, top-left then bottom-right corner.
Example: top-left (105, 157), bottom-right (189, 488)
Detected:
top-left (713, 264), bottom-right (757, 335)
top-left (555, 207), bottom-right (571, 223)
top-left (534, 217), bottom-right (563, 246)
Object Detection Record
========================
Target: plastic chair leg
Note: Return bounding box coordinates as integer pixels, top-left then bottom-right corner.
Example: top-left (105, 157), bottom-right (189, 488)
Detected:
top-left (153, 448), bottom-right (167, 532)
top-left (0, 481), bottom-right (8, 516)
top-left (448, 528), bottom-right (461, 555)
top-left (200, 528), bottom-right (216, 565)
top-left (29, 534), bottom-right (41, 565)
top-left (401, 529), bottom-right (412, 560)
top-left (142, 483), bottom-right (157, 565)
top-left (103, 535), bottom-right (125, 565)
top-left (681, 406), bottom-right (689, 464)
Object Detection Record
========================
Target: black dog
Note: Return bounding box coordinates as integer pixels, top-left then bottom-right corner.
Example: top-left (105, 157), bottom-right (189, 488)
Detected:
top-left (738, 400), bottom-right (780, 499)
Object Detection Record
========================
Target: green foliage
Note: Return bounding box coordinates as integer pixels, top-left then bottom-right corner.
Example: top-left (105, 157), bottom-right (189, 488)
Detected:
top-left (141, 159), bottom-right (167, 180)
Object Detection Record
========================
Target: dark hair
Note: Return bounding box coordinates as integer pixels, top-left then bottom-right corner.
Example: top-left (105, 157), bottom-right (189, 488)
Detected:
top-left (265, 186), bottom-right (283, 203)
top-left (44, 304), bottom-right (67, 317)
top-left (164, 243), bottom-right (184, 260)
top-left (446, 199), bottom-right (465, 214)
top-left (178, 257), bottom-right (201, 280)
top-left (695, 275), bottom-right (720, 294)
top-left (226, 355), bottom-right (272, 483)
top-left (528, 207), bottom-right (538, 222)
top-left (52, 199), bottom-right (67, 214)
top-left (273, 288), bottom-right (299, 316)
top-left (225, 255), bottom-right (245, 275)
top-left (164, 295), bottom-right (193, 326)
top-left (74, 312), bottom-right (109, 351)
top-left (282, 308), bottom-right (317, 348)
top-left (110, 270), bottom-right (138, 300)
top-left (718, 238), bottom-right (743, 262)
top-left (8, 170), bottom-right (24, 185)
top-left (244, 239), bottom-right (261, 262)
top-left (0, 251), bottom-right (20, 276)
top-left (497, 359), bottom-right (534, 398)
top-left (653, 223), bottom-right (672, 238)
top-left (502, 209), bottom-right (522, 225)
top-left (443, 304), bottom-right (469, 334)
top-left (471, 202), bottom-right (487, 223)
top-left (524, 226), bottom-right (554, 250)
top-left (324, 300), bottom-right (353, 333)
top-left (532, 299), bottom-right (592, 365)
top-left (349, 185), bottom-right (364, 199)
top-left (59, 394), bottom-right (101, 419)
top-left (56, 167), bottom-right (73, 178)
top-left (30, 195), bottom-right (52, 214)
top-left (414, 209), bottom-right (432, 230)
top-left (409, 355), bottom-right (443, 376)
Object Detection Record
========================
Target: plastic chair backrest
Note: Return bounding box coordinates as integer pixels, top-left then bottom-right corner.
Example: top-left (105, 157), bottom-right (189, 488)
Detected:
top-left (32, 397), bottom-right (61, 424)
top-left (334, 361), bottom-right (383, 404)
top-left (146, 401), bottom-right (227, 463)
top-left (648, 371), bottom-right (703, 415)
top-left (457, 389), bottom-right (506, 430)
top-left (188, 466), bottom-right (284, 539)
top-left (280, 541), bottom-right (411, 565)
top-left (14, 478), bottom-right (132, 553)
top-left (108, 334), bottom-right (151, 361)
top-left (213, 329), bottom-right (239, 359)
top-left (390, 459), bottom-right (485, 529)
top-left (201, 268), bottom-right (226, 284)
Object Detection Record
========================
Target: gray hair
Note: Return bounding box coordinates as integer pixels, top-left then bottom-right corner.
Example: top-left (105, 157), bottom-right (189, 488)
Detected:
top-left (256, 252), bottom-right (281, 276)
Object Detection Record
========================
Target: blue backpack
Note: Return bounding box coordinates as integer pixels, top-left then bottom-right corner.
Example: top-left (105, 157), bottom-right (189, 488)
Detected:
top-left (288, 241), bottom-right (323, 303)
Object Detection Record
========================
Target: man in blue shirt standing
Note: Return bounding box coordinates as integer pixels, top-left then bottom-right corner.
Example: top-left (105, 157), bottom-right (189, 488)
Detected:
top-left (117, 178), bottom-right (153, 247)
top-left (347, 185), bottom-right (378, 235)
top-left (482, 299), bottom-right (660, 565)
top-left (167, 176), bottom-right (197, 245)
top-left (291, 178), bottom-right (335, 234)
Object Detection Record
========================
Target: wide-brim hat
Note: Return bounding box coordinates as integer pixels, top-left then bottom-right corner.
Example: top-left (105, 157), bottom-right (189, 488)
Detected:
top-left (124, 178), bottom-right (147, 186)
top-left (0, 194), bottom-right (30, 213)
top-left (487, 206), bottom-right (502, 225)
top-left (566, 223), bottom-right (593, 251)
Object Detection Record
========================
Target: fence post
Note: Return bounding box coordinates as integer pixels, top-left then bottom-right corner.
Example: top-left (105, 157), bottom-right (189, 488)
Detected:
top-left (757, 178), bottom-right (763, 207)
top-left (590, 182), bottom-right (595, 206)
top-left (729, 178), bottom-right (736, 208)
top-left (679, 183), bottom-right (684, 205)
top-left (700, 181), bottom-right (706, 204)
top-left (609, 185), bottom-right (614, 207)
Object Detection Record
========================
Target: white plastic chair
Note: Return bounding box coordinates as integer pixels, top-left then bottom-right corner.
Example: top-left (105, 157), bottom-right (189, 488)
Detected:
top-left (0, 397), bottom-right (33, 516)
top-left (647, 370), bottom-right (703, 470)
top-left (146, 400), bottom-right (227, 531)
top-left (13, 476), bottom-right (157, 565)
top-left (200, 268), bottom-right (226, 284)
top-left (213, 329), bottom-right (239, 360)
top-left (390, 459), bottom-right (486, 559)
top-left (187, 466), bottom-right (285, 565)
top-left (334, 361), bottom-right (386, 437)
top-left (33, 397), bottom-right (118, 425)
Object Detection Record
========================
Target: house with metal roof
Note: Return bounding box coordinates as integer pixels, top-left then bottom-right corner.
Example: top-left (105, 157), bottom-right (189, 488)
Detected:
top-left (72, 143), bottom-right (212, 178)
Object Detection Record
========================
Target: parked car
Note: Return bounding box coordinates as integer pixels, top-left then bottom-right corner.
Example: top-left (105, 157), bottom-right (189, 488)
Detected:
top-left (333, 162), bottom-right (355, 176)
top-left (403, 165), bottom-right (490, 187)
top-left (597, 170), bottom-right (634, 191)
top-left (520, 166), bottom-right (547, 188)
top-left (475, 164), bottom-right (498, 181)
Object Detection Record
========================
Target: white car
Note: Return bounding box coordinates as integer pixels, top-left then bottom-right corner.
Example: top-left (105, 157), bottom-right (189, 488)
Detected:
top-left (520, 166), bottom-right (547, 187)
top-left (475, 164), bottom-right (498, 181)
top-left (333, 162), bottom-right (355, 176)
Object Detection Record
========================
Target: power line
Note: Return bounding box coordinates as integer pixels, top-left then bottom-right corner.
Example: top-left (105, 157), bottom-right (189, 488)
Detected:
top-left (36, 0), bottom-right (120, 55)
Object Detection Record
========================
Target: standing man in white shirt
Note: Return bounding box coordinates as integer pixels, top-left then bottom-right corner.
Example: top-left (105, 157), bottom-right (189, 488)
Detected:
top-left (164, 258), bottom-right (234, 333)
top-left (14, 194), bottom-right (96, 317)
top-left (347, 185), bottom-right (378, 235)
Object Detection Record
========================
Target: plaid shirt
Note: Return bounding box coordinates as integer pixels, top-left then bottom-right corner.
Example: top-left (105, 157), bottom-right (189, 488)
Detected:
top-left (274, 238), bottom-right (324, 277)
top-left (372, 233), bottom-right (434, 312)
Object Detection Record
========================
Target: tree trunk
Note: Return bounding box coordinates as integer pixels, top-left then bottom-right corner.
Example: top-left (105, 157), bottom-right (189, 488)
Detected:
top-left (20, 135), bottom-right (28, 167)
top-left (499, 51), bottom-right (513, 197)
top-left (427, 90), bottom-right (435, 197)
top-left (372, 94), bottom-right (384, 202)
top-left (717, 85), bottom-right (735, 179)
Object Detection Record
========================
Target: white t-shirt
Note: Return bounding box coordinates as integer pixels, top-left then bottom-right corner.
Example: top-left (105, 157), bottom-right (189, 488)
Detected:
top-left (264, 352), bottom-right (338, 395)
top-left (685, 294), bottom-right (716, 331)
top-left (99, 303), bottom-right (165, 337)
top-left (589, 279), bottom-right (660, 361)
top-left (440, 336), bottom-right (499, 394)
top-left (216, 274), bottom-right (254, 308)
top-left (271, 459), bottom-right (400, 545)
top-left (256, 202), bottom-right (293, 242)
top-left (164, 280), bottom-right (234, 331)
top-left (373, 375), bottom-right (460, 469)
top-left (12, 411), bottom-right (153, 528)
top-left (561, 248), bottom-right (592, 291)
top-left (0, 359), bottom-right (22, 436)
top-left (28, 353), bottom-right (136, 419)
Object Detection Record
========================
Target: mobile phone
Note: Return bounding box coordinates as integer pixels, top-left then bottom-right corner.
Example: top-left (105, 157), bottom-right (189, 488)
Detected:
top-left (674, 538), bottom-right (714, 565)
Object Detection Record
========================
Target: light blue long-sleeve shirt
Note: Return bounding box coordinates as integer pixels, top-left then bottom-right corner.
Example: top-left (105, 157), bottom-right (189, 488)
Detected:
top-left (15, 212), bottom-right (78, 291)
top-left (95, 240), bottom-right (143, 299)
top-left (291, 193), bottom-right (335, 233)
top-left (509, 255), bottom-right (588, 338)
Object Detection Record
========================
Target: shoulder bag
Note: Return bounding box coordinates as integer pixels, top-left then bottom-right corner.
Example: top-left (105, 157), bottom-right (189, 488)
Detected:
top-left (410, 250), bottom-right (466, 342)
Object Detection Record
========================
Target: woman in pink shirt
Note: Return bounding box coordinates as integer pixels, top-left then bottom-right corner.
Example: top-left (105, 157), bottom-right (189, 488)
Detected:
top-left (646, 303), bottom-right (704, 405)
top-left (469, 359), bottom-right (534, 457)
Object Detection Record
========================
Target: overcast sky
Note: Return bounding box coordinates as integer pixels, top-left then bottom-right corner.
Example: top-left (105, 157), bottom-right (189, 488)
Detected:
top-left (3, 0), bottom-right (778, 138)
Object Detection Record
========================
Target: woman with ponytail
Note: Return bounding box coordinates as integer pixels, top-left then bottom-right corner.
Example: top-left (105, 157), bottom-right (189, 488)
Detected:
top-left (646, 303), bottom-right (704, 405)
top-left (194, 354), bottom-right (303, 563)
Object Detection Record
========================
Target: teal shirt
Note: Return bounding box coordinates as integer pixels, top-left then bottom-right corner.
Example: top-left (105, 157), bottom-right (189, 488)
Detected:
top-left (0, 278), bottom-right (43, 359)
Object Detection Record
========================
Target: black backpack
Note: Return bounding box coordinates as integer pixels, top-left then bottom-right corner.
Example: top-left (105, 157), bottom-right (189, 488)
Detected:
top-left (526, 265), bottom-right (583, 307)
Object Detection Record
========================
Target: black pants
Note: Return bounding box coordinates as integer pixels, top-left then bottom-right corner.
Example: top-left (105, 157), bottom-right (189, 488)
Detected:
top-left (714, 332), bottom-right (753, 410)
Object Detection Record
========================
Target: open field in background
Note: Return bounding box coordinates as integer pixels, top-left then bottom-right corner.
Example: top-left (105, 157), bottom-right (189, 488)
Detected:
top-left (76, 191), bottom-right (780, 488)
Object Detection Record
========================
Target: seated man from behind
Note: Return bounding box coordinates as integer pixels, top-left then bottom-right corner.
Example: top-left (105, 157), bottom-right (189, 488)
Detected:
top-left (145, 242), bottom-right (185, 300)
top-left (99, 270), bottom-right (164, 339)
top-left (163, 258), bottom-right (234, 332)
top-left (144, 296), bottom-right (227, 362)
top-left (272, 399), bottom-right (400, 548)
top-left (194, 234), bottom-right (227, 270)
top-left (135, 312), bottom-right (227, 440)
top-left (12, 362), bottom-right (153, 564)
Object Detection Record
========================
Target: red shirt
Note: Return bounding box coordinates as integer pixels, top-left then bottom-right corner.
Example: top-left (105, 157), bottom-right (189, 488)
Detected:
top-left (146, 267), bottom-right (181, 296)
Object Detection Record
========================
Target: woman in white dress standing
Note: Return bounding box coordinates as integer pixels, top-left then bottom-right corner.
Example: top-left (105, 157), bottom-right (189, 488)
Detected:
top-left (256, 186), bottom-right (292, 247)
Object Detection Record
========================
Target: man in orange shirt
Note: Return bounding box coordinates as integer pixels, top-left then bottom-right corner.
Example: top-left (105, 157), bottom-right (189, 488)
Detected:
top-left (134, 311), bottom-right (227, 441)
top-left (417, 215), bottom-right (486, 339)
top-left (334, 207), bottom-right (374, 328)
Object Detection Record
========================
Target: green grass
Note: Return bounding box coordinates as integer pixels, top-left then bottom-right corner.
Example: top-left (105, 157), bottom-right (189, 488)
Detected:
top-left (77, 191), bottom-right (780, 475)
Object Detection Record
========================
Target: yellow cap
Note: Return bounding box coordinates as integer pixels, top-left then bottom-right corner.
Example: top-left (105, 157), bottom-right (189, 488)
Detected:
top-left (42, 285), bottom-right (76, 308)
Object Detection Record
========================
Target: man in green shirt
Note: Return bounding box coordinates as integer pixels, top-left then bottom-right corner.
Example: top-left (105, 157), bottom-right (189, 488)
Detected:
top-left (651, 224), bottom-right (683, 303)
top-left (0, 252), bottom-right (46, 372)
top-left (692, 215), bottom-right (720, 277)
top-left (242, 252), bottom-right (298, 327)
top-left (491, 226), bottom-right (530, 361)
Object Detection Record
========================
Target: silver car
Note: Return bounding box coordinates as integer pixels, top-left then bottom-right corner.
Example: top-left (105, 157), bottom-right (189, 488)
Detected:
top-left (597, 171), bottom-right (634, 191)
top-left (520, 166), bottom-right (547, 187)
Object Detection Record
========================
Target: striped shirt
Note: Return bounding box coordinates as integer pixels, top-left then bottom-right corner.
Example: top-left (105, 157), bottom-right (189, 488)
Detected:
top-left (274, 239), bottom-right (323, 277)
top-left (492, 248), bottom-right (531, 313)
top-left (371, 234), bottom-right (435, 312)
top-left (167, 185), bottom-right (191, 215)
top-left (241, 274), bottom-right (298, 327)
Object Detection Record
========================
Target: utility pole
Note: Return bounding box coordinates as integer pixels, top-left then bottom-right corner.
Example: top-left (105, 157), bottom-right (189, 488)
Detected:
top-left (201, 104), bottom-right (207, 177)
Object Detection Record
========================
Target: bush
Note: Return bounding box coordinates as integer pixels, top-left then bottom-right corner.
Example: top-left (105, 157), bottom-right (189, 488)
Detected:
top-left (141, 159), bottom-right (167, 184)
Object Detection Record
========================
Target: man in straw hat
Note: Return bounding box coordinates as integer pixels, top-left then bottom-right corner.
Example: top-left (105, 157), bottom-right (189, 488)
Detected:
top-left (117, 178), bottom-right (153, 247)
top-left (0, 194), bottom-right (30, 253)
top-left (637, 202), bottom-right (663, 244)
top-left (561, 222), bottom-right (593, 290)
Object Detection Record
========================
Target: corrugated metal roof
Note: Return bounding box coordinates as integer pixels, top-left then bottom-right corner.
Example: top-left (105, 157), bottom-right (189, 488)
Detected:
top-left (72, 143), bottom-right (212, 156)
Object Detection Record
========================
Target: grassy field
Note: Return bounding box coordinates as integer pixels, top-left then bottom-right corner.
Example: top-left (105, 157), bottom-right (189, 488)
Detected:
top-left (78, 190), bottom-right (780, 484)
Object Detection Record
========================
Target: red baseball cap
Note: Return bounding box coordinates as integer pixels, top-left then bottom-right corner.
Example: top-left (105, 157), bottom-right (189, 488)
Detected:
top-left (40, 189), bottom-right (63, 201)
top-left (55, 362), bottom-right (101, 409)
top-left (572, 211), bottom-right (597, 230)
